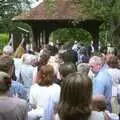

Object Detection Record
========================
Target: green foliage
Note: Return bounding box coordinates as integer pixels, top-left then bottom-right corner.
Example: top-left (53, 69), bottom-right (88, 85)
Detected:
top-left (52, 28), bottom-right (92, 45)
top-left (0, 33), bottom-right (9, 50)
top-left (44, 0), bottom-right (55, 16)
top-left (83, 1), bottom-right (118, 47)
top-left (45, 0), bottom-right (54, 8)
top-left (0, 0), bottom-right (31, 33)
top-left (73, 0), bottom-right (120, 49)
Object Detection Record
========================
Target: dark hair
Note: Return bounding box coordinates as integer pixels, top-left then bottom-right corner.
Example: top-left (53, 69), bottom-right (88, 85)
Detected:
top-left (46, 45), bottom-right (58, 56)
top-left (59, 50), bottom-right (77, 64)
top-left (39, 50), bottom-right (50, 66)
top-left (100, 46), bottom-right (107, 55)
top-left (58, 72), bottom-right (92, 120)
top-left (0, 71), bottom-right (11, 93)
top-left (59, 62), bottom-right (76, 78)
top-left (36, 64), bottom-right (54, 86)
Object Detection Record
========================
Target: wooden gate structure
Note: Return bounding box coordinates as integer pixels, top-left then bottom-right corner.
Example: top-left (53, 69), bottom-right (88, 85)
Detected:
top-left (13, 0), bottom-right (102, 51)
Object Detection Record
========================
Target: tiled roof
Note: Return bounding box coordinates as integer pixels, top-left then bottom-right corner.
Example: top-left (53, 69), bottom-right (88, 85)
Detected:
top-left (13, 0), bottom-right (94, 21)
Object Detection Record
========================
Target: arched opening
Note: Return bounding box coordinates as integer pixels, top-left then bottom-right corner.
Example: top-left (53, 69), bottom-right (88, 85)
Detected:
top-left (49, 28), bottom-right (92, 46)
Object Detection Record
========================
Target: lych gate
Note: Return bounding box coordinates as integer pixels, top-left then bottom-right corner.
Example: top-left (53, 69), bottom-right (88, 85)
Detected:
top-left (13, 0), bottom-right (102, 51)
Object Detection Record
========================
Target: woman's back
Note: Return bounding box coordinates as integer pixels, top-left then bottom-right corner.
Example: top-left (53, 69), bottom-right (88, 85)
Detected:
top-left (29, 83), bottom-right (60, 109)
top-left (55, 111), bottom-right (105, 120)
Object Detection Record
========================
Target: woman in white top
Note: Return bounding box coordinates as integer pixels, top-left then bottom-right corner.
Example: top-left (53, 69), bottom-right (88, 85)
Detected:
top-left (28, 64), bottom-right (60, 120)
top-left (55, 72), bottom-right (105, 120)
top-left (106, 54), bottom-right (120, 114)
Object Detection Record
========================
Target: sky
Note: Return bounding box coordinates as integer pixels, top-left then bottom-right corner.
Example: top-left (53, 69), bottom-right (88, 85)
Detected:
top-left (31, 0), bottom-right (43, 8)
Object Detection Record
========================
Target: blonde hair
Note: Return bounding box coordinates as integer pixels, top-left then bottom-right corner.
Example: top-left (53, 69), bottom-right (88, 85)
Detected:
top-left (14, 46), bottom-right (25, 58)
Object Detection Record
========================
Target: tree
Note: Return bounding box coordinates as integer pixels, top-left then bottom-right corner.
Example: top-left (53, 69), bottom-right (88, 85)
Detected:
top-left (0, 0), bottom-right (32, 32)
top-left (51, 0), bottom-right (120, 49)
top-left (74, 0), bottom-right (120, 48)
top-left (52, 28), bottom-right (92, 45)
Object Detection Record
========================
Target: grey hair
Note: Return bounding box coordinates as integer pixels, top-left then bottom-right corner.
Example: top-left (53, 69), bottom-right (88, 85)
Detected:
top-left (22, 53), bottom-right (37, 65)
top-left (89, 56), bottom-right (103, 65)
top-left (3, 45), bottom-right (14, 55)
top-left (77, 63), bottom-right (90, 74)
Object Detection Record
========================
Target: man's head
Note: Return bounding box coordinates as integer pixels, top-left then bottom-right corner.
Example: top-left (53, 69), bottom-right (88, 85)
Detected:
top-left (0, 71), bottom-right (11, 94)
top-left (39, 49), bottom-right (50, 66)
top-left (0, 55), bottom-right (14, 78)
top-left (59, 62), bottom-right (76, 79)
top-left (89, 56), bottom-right (103, 74)
top-left (77, 63), bottom-right (90, 75)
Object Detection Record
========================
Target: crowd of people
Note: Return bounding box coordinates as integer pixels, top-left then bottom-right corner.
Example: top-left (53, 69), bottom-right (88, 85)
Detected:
top-left (0, 40), bottom-right (120, 120)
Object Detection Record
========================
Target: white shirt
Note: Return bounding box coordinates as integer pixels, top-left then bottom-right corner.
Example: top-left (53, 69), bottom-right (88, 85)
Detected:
top-left (29, 83), bottom-right (61, 109)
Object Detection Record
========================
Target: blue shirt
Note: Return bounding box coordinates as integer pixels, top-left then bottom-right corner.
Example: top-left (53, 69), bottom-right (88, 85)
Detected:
top-left (92, 66), bottom-right (112, 111)
top-left (9, 80), bottom-right (27, 100)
